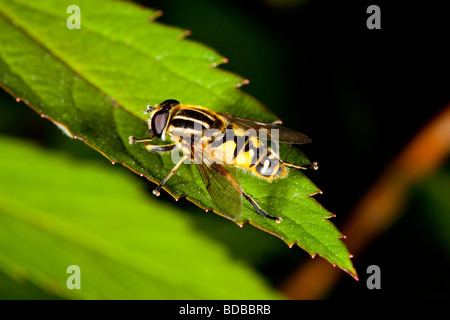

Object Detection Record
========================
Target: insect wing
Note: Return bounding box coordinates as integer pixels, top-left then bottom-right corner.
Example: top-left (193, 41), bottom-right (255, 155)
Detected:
top-left (223, 114), bottom-right (312, 145)
top-left (196, 162), bottom-right (243, 221)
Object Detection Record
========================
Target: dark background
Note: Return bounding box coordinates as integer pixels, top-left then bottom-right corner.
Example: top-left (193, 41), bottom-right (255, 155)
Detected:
top-left (143, 0), bottom-right (450, 299)
top-left (1, 0), bottom-right (448, 299)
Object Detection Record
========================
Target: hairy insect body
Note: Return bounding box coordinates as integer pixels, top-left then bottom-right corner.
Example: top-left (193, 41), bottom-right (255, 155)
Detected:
top-left (166, 105), bottom-right (286, 180)
top-left (130, 99), bottom-right (316, 222)
top-left (208, 126), bottom-right (287, 179)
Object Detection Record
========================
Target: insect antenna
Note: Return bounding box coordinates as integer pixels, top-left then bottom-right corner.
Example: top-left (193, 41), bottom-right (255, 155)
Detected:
top-left (134, 109), bottom-right (148, 115)
top-left (133, 97), bottom-right (155, 115)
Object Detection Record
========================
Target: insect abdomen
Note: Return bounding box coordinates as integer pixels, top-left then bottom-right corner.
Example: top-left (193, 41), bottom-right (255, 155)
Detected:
top-left (236, 139), bottom-right (286, 179)
top-left (209, 126), bottom-right (287, 180)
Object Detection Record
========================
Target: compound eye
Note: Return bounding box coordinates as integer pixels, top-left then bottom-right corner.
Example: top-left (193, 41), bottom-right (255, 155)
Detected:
top-left (151, 110), bottom-right (169, 137)
top-left (160, 99), bottom-right (180, 109)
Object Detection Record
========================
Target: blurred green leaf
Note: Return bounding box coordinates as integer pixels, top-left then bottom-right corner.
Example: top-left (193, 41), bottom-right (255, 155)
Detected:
top-left (0, 135), bottom-right (280, 299)
top-left (0, 0), bottom-right (356, 278)
top-left (414, 166), bottom-right (450, 255)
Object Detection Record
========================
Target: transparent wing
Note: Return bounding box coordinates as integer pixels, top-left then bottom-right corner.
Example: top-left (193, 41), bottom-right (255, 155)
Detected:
top-left (193, 140), bottom-right (243, 220)
top-left (222, 113), bottom-right (312, 145)
top-left (196, 162), bottom-right (243, 220)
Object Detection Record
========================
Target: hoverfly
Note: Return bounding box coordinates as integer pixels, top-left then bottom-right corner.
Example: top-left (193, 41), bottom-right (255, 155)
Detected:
top-left (129, 99), bottom-right (317, 223)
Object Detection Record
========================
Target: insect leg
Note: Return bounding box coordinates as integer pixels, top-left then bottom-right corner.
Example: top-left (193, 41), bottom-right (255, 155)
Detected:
top-left (281, 160), bottom-right (318, 171)
top-left (242, 191), bottom-right (282, 223)
top-left (153, 154), bottom-right (189, 196)
top-left (129, 136), bottom-right (155, 144)
top-left (129, 136), bottom-right (179, 153)
top-left (207, 162), bottom-right (282, 222)
top-left (144, 144), bottom-right (179, 152)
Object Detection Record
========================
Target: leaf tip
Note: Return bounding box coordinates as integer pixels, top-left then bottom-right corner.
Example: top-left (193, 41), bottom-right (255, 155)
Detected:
top-left (234, 79), bottom-right (250, 88)
top-left (178, 29), bottom-right (192, 40)
top-left (309, 189), bottom-right (323, 197)
top-left (345, 267), bottom-right (359, 281)
top-left (209, 58), bottom-right (229, 68)
top-left (74, 135), bottom-right (85, 142)
top-left (148, 10), bottom-right (163, 23)
top-left (287, 240), bottom-right (297, 249)
top-left (324, 212), bottom-right (336, 220)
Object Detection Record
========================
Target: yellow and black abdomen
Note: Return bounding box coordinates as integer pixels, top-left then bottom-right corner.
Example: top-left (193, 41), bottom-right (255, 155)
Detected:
top-left (208, 124), bottom-right (287, 180)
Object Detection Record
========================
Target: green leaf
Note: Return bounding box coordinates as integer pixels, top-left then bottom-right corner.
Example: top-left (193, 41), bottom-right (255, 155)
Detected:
top-left (413, 166), bottom-right (450, 255)
top-left (0, 135), bottom-right (280, 299)
top-left (0, 0), bottom-right (357, 278)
